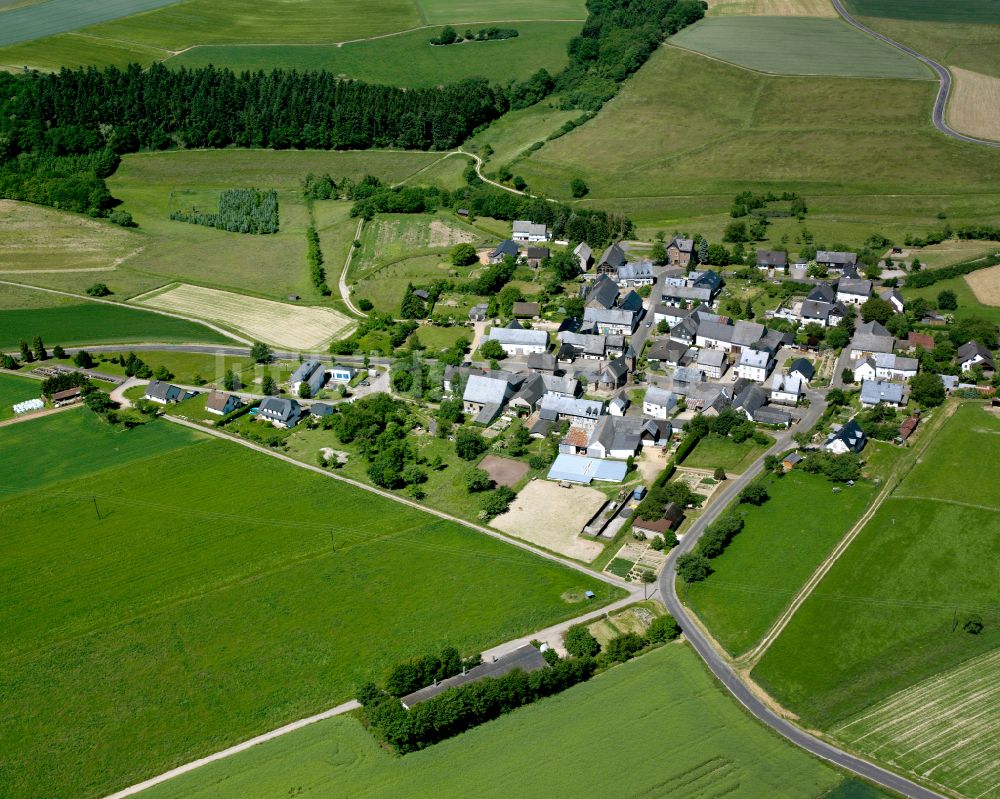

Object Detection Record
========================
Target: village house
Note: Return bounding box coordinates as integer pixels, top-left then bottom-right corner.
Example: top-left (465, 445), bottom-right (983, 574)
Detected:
top-left (661, 284), bottom-right (714, 309)
top-left (643, 386), bottom-right (677, 419)
top-left (539, 394), bottom-right (605, 430)
top-left (836, 278), bottom-right (874, 306)
top-left (489, 239), bottom-right (520, 264)
top-left (849, 320), bottom-right (895, 359)
top-left (330, 364), bottom-right (357, 383)
top-left (696, 319), bottom-right (765, 353)
top-left (646, 339), bottom-right (688, 369)
top-left (860, 379), bottom-right (907, 408)
top-left (512, 220), bottom-right (550, 243)
top-left (789, 358), bottom-right (814, 384)
top-left (558, 331), bottom-right (623, 361)
top-left (525, 247), bottom-right (550, 268)
top-left (526, 351), bottom-right (556, 374)
top-left (799, 295), bottom-right (846, 327)
top-left (583, 306), bottom-right (639, 337)
top-left (756, 249), bottom-right (787, 271)
top-left (734, 348), bottom-right (774, 382)
top-left (595, 355), bottom-right (630, 390)
top-left (770, 372), bottom-right (804, 405)
top-left (665, 237), bottom-right (694, 267)
top-left (816, 251), bottom-right (858, 272)
top-left (873, 352), bottom-right (918, 381)
top-left (482, 326), bottom-right (548, 356)
top-left (617, 260), bottom-right (655, 287)
top-left (143, 380), bottom-right (195, 405)
top-left (596, 243), bottom-right (627, 277)
top-left (957, 341), bottom-right (996, 375)
top-left (825, 418), bottom-right (866, 454)
top-left (851, 357), bottom-right (877, 383)
top-left (468, 303), bottom-right (488, 322)
top-left (585, 415), bottom-right (641, 459)
top-left (584, 274), bottom-right (620, 310)
top-left (574, 241), bottom-right (593, 272)
top-left (463, 374), bottom-right (514, 424)
top-left (512, 301), bottom-right (540, 319)
top-left (290, 360), bottom-right (327, 396)
top-left (608, 391), bottom-right (629, 417)
top-left (684, 382), bottom-right (730, 415)
top-left (204, 391), bottom-right (241, 416)
top-left (696, 348), bottom-right (728, 380)
top-left (880, 287), bottom-right (905, 313)
top-left (660, 267), bottom-right (687, 287)
top-left (257, 396), bottom-right (301, 428)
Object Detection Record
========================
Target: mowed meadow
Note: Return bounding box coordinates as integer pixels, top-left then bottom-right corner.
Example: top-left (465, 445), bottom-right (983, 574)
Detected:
top-left (140, 645), bottom-right (864, 799)
top-left (0, 410), bottom-right (616, 799)
top-left (753, 404), bottom-right (1000, 772)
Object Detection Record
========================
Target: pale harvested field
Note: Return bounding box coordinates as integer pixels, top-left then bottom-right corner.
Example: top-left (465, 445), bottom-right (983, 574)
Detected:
top-left (132, 283), bottom-right (354, 349)
top-left (492, 479), bottom-right (606, 561)
top-left (949, 68), bottom-right (1000, 143)
top-left (707, 0), bottom-right (836, 17)
top-left (965, 263), bottom-right (1000, 306)
top-left (835, 649), bottom-right (1000, 799)
top-left (0, 200), bottom-right (137, 271)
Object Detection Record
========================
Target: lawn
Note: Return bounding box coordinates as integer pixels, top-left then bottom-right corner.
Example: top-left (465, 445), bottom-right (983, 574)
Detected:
top-left (902, 270), bottom-right (1000, 325)
top-left (0, 295), bottom-right (232, 348)
top-left (140, 644), bottom-right (854, 799)
top-left (409, 323), bottom-right (472, 351)
top-left (515, 47), bottom-right (1000, 231)
top-left (681, 432), bottom-right (773, 473)
top-left (0, 370), bottom-right (41, 420)
top-left (0, 411), bottom-right (617, 799)
top-left (166, 22), bottom-right (578, 87)
top-left (753, 404), bottom-right (1000, 734)
top-left (685, 464), bottom-right (888, 655)
top-left (670, 17), bottom-right (930, 78)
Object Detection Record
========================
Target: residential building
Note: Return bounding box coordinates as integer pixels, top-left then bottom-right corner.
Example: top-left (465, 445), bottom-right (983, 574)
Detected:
top-left (257, 396), bottom-right (301, 428)
top-left (800, 298), bottom-right (846, 327)
top-left (584, 274), bottom-right (620, 310)
top-left (538, 394), bottom-right (605, 430)
top-left (586, 415), bottom-right (641, 459)
top-left (595, 355), bottom-right (629, 390)
top-left (482, 326), bottom-right (548, 356)
top-left (309, 403), bottom-right (334, 418)
top-left (541, 374), bottom-right (580, 397)
top-left (463, 374), bottom-right (514, 424)
top-left (849, 321), bottom-right (894, 359)
top-left (696, 348), bottom-right (727, 380)
top-left (873, 352), bottom-right (918, 381)
top-left (808, 283), bottom-right (836, 304)
top-left (525, 247), bottom-right (549, 267)
top-left (836, 278), bottom-right (874, 305)
top-left (735, 348), bottom-right (773, 382)
top-left (958, 341), bottom-right (996, 374)
top-left (732, 383), bottom-right (767, 421)
top-left (526, 351), bottom-right (556, 374)
top-left (661, 284), bottom-right (714, 308)
top-left (816, 251), bottom-right (858, 271)
top-left (330, 364), bottom-right (357, 383)
top-left (290, 360), bottom-right (327, 396)
top-left (660, 267), bottom-right (687, 287)
top-left (789, 358), bottom-right (814, 384)
top-left (583, 306), bottom-right (638, 336)
top-left (617, 260), bottom-right (655, 287)
top-left (143, 380), bottom-right (183, 404)
top-left (512, 220), bottom-right (549, 242)
top-left (881, 287), bottom-right (905, 313)
top-left (756, 249), bottom-right (787, 270)
top-left (770, 372), bottom-right (803, 405)
top-left (860, 379), bottom-right (906, 408)
top-left (643, 387), bottom-right (677, 419)
top-left (489, 239), bottom-right (520, 263)
top-left (574, 241), bottom-right (593, 272)
top-left (684, 382), bottom-right (730, 415)
top-left (825, 418), bottom-right (866, 454)
top-left (696, 319), bottom-right (765, 352)
top-left (666, 237), bottom-right (693, 267)
top-left (205, 391), bottom-right (241, 416)
top-left (618, 290), bottom-right (644, 314)
top-left (689, 269), bottom-right (723, 293)
top-left (559, 331), bottom-right (615, 360)
top-left (646, 339), bottom-right (687, 369)
top-left (596, 243), bottom-right (627, 277)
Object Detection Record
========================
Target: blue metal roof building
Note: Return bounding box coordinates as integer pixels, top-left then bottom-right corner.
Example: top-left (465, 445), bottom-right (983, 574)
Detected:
top-left (547, 454), bottom-right (628, 484)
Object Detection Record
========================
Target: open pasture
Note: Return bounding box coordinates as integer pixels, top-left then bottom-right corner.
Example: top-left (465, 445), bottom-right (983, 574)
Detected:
top-left (835, 648), bottom-right (1000, 799)
top-left (903, 271), bottom-right (1000, 325)
top-left (418, 0), bottom-right (586, 23)
top-left (515, 47), bottom-right (1000, 215)
top-left (0, 200), bottom-right (137, 272)
top-left (754, 404), bottom-right (1000, 740)
top-left (686, 467), bottom-right (884, 656)
top-left (140, 644), bottom-right (851, 799)
top-left (0, 410), bottom-right (613, 799)
top-left (132, 283), bottom-right (353, 349)
top-left (670, 17), bottom-right (930, 78)
top-left (167, 22), bottom-right (577, 86)
top-left (707, 0), bottom-right (837, 16)
top-left (949, 67), bottom-right (1000, 143)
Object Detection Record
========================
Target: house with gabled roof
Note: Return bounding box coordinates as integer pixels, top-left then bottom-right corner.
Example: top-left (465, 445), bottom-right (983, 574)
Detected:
top-left (584, 274), bottom-right (620, 310)
top-left (860, 379), bottom-right (906, 408)
top-left (770, 372), bottom-right (803, 405)
top-left (643, 386), bottom-right (677, 419)
top-left (617, 260), bottom-right (655, 287)
top-left (290, 360), bottom-right (327, 397)
top-left (512, 220), bottom-right (549, 242)
top-left (481, 326), bottom-right (548, 356)
top-left (539, 394), bottom-right (605, 430)
top-left (825, 418), bottom-right (866, 454)
top-left (697, 348), bottom-right (727, 379)
top-left (205, 391), bottom-right (241, 416)
top-left (849, 320), bottom-right (894, 359)
top-left (595, 355), bottom-right (629, 390)
top-left (816, 251), bottom-right (858, 271)
top-left (258, 396), bottom-right (301, 428)
top-left (881, 287), bottom-right (905, 313)
top-left (143, 380), bottom-right (188, 405)
top-left (596, 243), bottom-right (627, 276)
top-left (958, 341), bottom-right (995, 375)
top-left (662, 284), bottom-right (714, 309)
top-left (463, 374), bottom-right (515, 424)
top-left (666, 237), bottom-right (693, 267)
top-left (873, 352), bottom-right (918, 381)
top-left (756, 250), bottom-right (787, 270)
top-left (525, 247), bottom-right (549, 268)
top-left (735, 348), bottom-right (774, 382)
top-left (489, 239), bottom-right (520, 264)
top-left (789, 358), bottom-right (815, 384)
top-left (646, 339), bottom-right (688, 369)
top-left (584, 306), bottom-right (639, 337)
top-left (836, 278), bottom-right (874, 306)
top-left (574, 241), bottom-right (593, 271)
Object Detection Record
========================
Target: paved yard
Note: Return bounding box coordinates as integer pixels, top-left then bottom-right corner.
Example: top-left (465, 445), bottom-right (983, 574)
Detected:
top-left (492, 480), bottom-right (607, 561)
top-left (479, 454), bottom-right (529, 487)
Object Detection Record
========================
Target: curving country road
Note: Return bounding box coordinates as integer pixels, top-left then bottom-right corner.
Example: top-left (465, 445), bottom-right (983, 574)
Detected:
top-left (831, 0), bottom-right (1000, 149)
top-left (657, 397), bottom-right (947, 798)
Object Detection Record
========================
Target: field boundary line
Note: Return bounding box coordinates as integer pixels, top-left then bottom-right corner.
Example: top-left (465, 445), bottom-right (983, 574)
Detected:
top-left (101, 700), bottom-right (362, 799)
top-left (891, 494), bottom-right (1000, 514)
top-left (738, 400), bottom-right (959, 668)
top-left (0, 278), bottom-right (250, 344)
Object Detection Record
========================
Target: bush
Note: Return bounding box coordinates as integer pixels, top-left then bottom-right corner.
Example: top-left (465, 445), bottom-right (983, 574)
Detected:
top-left (738, 483), bottom-right (769, 506)
top-left (570, 178), bottom-right (589, 198)
top-left (456, 427), bottom-right (489, 460)
top-left (478, 339), bottom-right (506, 361)
top-left (910, 372), bottom-right (945, 407)
top-left (358, 298), bottom-right (374, 311)
top-left (451, 242), bottom-right (478, 266)
top-left (604, 632), bottom-right (646, 663)
top-left (86, 282), bottom-right (111, 297)
top-left (108, 208), bottom-right (136, 227)
top-left (564, 624), bottom-right (601, 657)
top-left (480, 486), bottom-right (516, 519)
top-left (464, 467), bottom-right (494, 493)
top-left (713, 466), bottom-right (726, 481)
top-left (646, 614), bottom-right (680, 643)
top-left (676, 553), bottom-right (711, 583)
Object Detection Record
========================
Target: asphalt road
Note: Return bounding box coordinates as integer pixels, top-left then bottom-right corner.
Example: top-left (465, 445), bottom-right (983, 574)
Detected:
top-left (656, 396), bottom-right (947, 798)
top-left (831, 0), bottom-right (1000, 149)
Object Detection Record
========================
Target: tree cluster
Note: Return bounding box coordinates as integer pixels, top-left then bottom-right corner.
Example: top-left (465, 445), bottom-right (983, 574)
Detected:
top-left (170, 188), bottom-right (278, 234)
top-left (801, 451), bottom-right (861, 482)
top-left (330, 312), bottom-right (418, 356)
top-left (698, 512), bottom-right (745, 558)
top-left (383, 645), bottom-right (478, 697)
top-left (430, 25), bottom-right (519, 45)
top-left (306, 226), bottom-right (329, 294)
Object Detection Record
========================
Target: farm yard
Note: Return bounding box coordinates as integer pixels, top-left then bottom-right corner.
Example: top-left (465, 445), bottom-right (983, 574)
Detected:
top-left (669, 17), bottom-right (931, 78)
top-left (754, 404), bottom-right (1000, 754)
top-left (835, 648), bottom-right (1000, 799)
top-left (0, 410), bottom-right (614, 799)
top-left (138, 644), bottom-right (859, 799)
top-left (132, 283), bottom-right (354, 349)
top-left (491, 480), bottom-right (608, 561)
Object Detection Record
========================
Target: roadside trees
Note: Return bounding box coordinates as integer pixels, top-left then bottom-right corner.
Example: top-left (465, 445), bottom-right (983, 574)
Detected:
top-left (564, 624), bottom-right (601, 657)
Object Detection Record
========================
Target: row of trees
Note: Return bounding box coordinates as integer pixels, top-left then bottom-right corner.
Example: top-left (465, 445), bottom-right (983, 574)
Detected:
top-left (305, 226), bottom-right (328, 294)
top-left (430, 26), bottom-right (518, 45)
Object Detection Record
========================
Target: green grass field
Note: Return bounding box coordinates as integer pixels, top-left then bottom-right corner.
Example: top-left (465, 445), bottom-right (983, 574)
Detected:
top-left (754, 403), bottom-right (1000, 733)
top-left (670, 17), bottom-right (930, 78)
top-left (902, 270), bottom-right (1000, 325)
top-left (0, 371), bottom-right (41, 420)
top-left (140, 644), bottom-right (856, 799)
top-left (516, 47), bottom-right (1000, 237)
top-left (166, 22), bottom-right (577, 86)
top-left (0, 410), bottom-right (616, 799)
top-left (686, 467), bottom-right (889, 655)
top-left (0, 291), bottom-right (231, 348)
top-left (845, 0), bottom-right (1000, 23)
top-left (681, 432), bottom-right (773, 474)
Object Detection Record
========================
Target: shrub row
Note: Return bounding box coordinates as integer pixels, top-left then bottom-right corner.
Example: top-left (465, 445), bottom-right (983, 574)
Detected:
top-left (904, 252), bottom-right (1000, 289)
top-left (306, 226), bottom-right (329, 294)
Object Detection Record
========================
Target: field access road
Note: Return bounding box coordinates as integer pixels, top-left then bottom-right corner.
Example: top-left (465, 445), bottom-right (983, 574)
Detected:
top-left (656, 397), bottom-right (947, 799)
top-left (831, 0), bottom-right (1000, 149)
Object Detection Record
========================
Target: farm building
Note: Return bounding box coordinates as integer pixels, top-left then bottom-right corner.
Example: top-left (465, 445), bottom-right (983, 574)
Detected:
top-left (849, 321), bottom-right (894, 359)
top-left (596, 243), bottom-right (627, 276)
top-left (539, 395), bottom-right (605, 429)
top-left (547, 454), bottom-right (628, 484)
top-left (526, 351), bottom-right (556, 374)
top-left (696, 348), bottom-right (727, 380)
top-left (815, 251), bottom-right (858, 271)
top-left (512, 301), bottom-right (540, 318)
top-left (574, 241), bottom-right (593, 271)
top-left (584, 274), bottom-right (620, 309)
top-left (633, 503), bottom-right (685, 537)
top-left (51, 387), bottom-right (83, 407)
top-left (463, 375), bottom-right (514, 424)
top-left (481, 326), bottom-right (548, 356)
top-left (489, 239), bottom-right (520, 264)
top-left (204, 391), bottom-right (241, 416)
top-left (617, 260), bottom-right (655, 287)
top-left (836, 279), bottom-right (874, 305)
top-left (782, 452), bottom-right (804, 471)
top-left (525, 247), bottom-right (550, 268)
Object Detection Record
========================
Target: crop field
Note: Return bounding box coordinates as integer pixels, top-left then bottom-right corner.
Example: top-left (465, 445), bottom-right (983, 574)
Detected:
top-left (0, 410), bottom-right (614, 799)
top-left (132, 283), bottom-right (353, 349)
top-left (167, 22), bottom-right (577, 86)
top-left (0, 0), bottom-right (183, 47)
top-left (686, 467), bottom-right (885, 655)
top-left (949, 67), bottom-right (1000, 142)
top-left (670, 17), bottom-right (930, 78)
top-left (835, 648), bottom-right (1000, 798)
top-left (140, 644), bottom-right (852, 799)
top-left (0, 200), bottom-right (138, 272)
top-left (681, 432), bottom-right (773, 473)
top-left (845, 0), bottom-right (1000, 24)
top-left (516, 47), bottom-right (1000, 233)
top-left (707, 0), bottom-right (837, 16)
top-left (0, 285), bottom-right (231, 348)
top-left (964, 263), bottom-right (1000, 306)
top-left (754, 404), bottom-right (1000, 738)
top-left (0, 371), bottom-right (41, 421)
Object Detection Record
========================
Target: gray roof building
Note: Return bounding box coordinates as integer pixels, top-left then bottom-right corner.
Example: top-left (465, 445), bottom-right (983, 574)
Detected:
top-left (464, 374), bottom-right (513, 406)
top-left (258, 396), bottom-right (300, 426)
top-left (757, 249), bottom-right (787, 267)
top-left (617, 261), bottom-right (654, 282)
top-left (861, 379), bottom-right (906, 405)
top-left (490, 239), bottom-right (520, 259)
top-left (597, 243), bottom-right (627, 270)
top-left (816, 251), bottom-right (858, 267)
top-left (539, 394), bottom-right (605, 421)
top-left (807, 283), bottom-right (836, 303)
top-left (585, 275), bottom-right (620, 309)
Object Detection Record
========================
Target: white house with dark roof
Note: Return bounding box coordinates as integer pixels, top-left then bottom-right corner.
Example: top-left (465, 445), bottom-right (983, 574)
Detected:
top-left (583, 306), bottom-right (639, 336)
top-left (643, 387), bottom-right (677, 419)
top-left (481, 326), bottom-right (548, 356)
top-left (881, 287), bottom-right (905, 313)
top-left (873, 352), bottom-right (918, 381)
top-left (789, 358), bottom-right (814, 384)
top-left (205, 391), bottom-right (241, 416)
top-left (696, 348), bottom-right (727, 379)
top-left (662, 284), bottom-right (714, 308)
top-left (825, 418), bottom-right (866, 454)
top-left (770, 372), bottom-right (803, 405)
top-left (258, 396), bottom-right (301, 428)
top-left (584, 274), bottom-right (620, 310)
top-left (851, 357), bottom-right (877, 383)
top-left (696, 319), bottom-right (765, 352)
top-left (512, 220), bottom-right (549, 242)
top-left (290, 360), bottom-right (327, 397)
top-left (617, 260), bottom-right (655, 287)
top-left (850, 321), bottom-right (894, 359)
top-left (816, 251), bottom-right (858, 271)
top-left (735, 348), bottom-right (773, 382)
top-left (958, 341), bottom-right (995, 374)
top-left (836, 278), bottom-right (874, 305)
top-left (463, 374), bottom-right (514, 424)
top-left (596, 243), bottom-right (627, 276)
top-left (756, 249), bottom-right (787, 270)
top-left (539, 394), bottom-right (605, 430)
top-left (489, 239), bottom-right (520, 264)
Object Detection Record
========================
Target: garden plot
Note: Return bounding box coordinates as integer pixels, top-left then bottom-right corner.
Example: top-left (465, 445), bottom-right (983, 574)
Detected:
top-left (834, 649), bottom-right (1000, 798)
top-left (132, 283), bottom-right (353, 349)
top-left (965, 263), bottom-right (1000, 307)
top-left (491, 480), bottom-right (606, 561)
top-left (673, 467), bottom-right (725, 501)
top-left (605, 541), bottom-right (667, 581)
